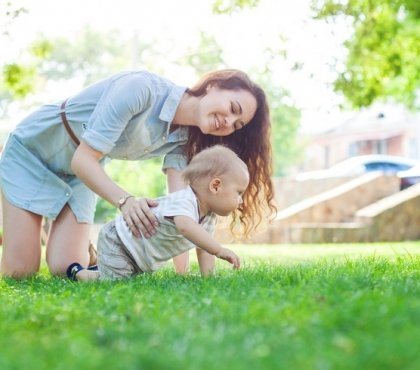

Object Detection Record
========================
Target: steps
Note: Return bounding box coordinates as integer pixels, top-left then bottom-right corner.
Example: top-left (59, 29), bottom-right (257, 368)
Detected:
top-left (216, 174), bottom-right (420, 243)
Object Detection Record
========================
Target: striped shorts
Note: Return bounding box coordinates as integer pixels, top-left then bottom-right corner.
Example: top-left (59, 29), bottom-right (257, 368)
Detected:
top-left (97, 220), bottom-right (143, 280)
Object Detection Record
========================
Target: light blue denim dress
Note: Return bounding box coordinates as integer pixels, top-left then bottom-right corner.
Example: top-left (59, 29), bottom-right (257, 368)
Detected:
top-left (0, 71), bottom-right (189, 223)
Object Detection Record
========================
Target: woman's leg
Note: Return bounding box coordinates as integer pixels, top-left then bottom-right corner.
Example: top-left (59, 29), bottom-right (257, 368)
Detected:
top-left (1, 194), bottom-right (43, 278)
top-left (46, 204), bottom-right (90, 276)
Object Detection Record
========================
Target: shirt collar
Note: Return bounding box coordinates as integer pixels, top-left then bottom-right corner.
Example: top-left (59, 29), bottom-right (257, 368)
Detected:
top-left (159, 85), bottom-right (187, 123)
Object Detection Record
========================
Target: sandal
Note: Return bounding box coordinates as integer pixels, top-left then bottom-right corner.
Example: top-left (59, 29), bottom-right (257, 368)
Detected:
top-left (66, 262), bottom-right (84, 281)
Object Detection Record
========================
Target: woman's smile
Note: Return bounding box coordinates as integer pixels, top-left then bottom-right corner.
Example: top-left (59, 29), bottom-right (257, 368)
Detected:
top-left (198, 86), bottom-right (257, 136)
top-left (214, 114), bottom-right (222, 130)
top-left (214, 114), bottom-right (219, 129)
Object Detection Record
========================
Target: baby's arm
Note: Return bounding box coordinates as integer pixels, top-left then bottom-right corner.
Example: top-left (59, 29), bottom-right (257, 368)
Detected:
top-left (173, 215), bottom-right (240, 269)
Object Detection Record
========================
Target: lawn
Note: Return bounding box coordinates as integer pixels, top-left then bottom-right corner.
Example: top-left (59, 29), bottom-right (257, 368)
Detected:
top-left (0, 242), bottom-right (419, 370)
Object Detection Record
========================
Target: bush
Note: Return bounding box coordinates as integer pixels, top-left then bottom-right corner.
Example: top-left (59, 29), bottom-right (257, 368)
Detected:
top-left (94, 158), bottom-right (166, 223)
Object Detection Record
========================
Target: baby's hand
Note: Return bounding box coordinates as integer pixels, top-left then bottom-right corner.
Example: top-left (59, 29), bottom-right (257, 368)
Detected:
top-left (216, 248), bottom-right (241, 269)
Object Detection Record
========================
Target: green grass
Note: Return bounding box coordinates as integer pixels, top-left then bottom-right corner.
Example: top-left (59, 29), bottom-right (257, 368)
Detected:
top-left (1, 242), bottom-right (419, 370)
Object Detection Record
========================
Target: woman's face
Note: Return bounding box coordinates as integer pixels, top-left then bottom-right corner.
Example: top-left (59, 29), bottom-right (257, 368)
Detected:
top-left (197, 86), bottom-right (257, 136)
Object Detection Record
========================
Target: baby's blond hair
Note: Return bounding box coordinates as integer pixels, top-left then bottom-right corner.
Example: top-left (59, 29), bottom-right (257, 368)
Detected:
top-left (182, 145), bottom-right (248, 186)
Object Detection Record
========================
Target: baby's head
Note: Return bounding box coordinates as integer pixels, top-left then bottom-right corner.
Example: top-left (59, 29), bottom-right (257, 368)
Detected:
top-left (182, 145), bottom-right (249, 216)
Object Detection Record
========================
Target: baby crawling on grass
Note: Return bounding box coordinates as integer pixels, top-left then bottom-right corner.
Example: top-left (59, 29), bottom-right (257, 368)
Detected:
top-left (67, 145), bottom-right (248, 281)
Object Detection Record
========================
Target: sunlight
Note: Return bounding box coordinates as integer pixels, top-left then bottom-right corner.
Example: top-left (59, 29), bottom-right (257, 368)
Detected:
top-left (3, 0), bottom-right (350, 130)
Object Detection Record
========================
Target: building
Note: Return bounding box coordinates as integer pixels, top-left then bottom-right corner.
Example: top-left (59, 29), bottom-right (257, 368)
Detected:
top-left (301, 103), bottom-right (420, 171)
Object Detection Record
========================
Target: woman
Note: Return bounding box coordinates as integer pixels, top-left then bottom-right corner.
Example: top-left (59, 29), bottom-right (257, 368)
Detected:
top-left (0, 69), bottom-right (276, 278)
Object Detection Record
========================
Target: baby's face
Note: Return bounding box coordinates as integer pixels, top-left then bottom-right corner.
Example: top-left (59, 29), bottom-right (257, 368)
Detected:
top-left (211, 169), bottom-right (249, 216)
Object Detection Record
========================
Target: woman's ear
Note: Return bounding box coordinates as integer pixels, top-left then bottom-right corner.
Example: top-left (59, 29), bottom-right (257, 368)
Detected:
top-left (209, 178), bottom-right (221, 194)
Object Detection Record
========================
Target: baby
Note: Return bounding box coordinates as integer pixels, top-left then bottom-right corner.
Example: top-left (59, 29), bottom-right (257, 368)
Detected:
top-left (67, 145), bottom-right (248, 281)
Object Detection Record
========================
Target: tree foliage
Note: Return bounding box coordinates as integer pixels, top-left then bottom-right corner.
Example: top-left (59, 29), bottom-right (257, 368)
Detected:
top-left (96, 158), bottom-right (167, 223)
top-left (260, 78), bottom-right (302, 176)
top-left (1, 1), bottom-right (26, 35)
top-left (212, 0), bottom-right (261, 14)
top-left (312, 0), bottom-right (420, 108)
top-left (1, 2), bottom-right (36, 98)
top-left (36, 28), bottom-right (135, 86)
top-left (2, 63), bottom-right (37, 97)
top-left (1, 2), bottom-right (301, 193)
top-left (181, 32), bottom-right (225, 75)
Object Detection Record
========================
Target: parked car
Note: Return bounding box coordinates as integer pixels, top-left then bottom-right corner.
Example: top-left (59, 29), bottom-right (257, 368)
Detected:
top-left (398, 164), bottom-right (420, 190)
top-left (296, 155), bottom-right (420, 181)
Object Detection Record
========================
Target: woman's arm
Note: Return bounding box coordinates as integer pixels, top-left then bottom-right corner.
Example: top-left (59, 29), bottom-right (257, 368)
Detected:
top-left (71, 140), bottom-right (158, 238)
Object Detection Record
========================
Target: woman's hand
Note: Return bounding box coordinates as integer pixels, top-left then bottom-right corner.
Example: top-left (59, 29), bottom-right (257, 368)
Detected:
top-left (71, 142), bottom-right (160, 239)
top-left (120, 197), bottom-right (159, 238)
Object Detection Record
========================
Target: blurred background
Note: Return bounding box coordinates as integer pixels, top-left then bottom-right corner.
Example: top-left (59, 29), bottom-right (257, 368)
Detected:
top-left (1, 0), bottom-right (419, 240)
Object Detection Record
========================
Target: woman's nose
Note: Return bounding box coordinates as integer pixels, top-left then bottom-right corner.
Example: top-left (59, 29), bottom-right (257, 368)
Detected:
top-left (224, 116), bottom-right (236, 127)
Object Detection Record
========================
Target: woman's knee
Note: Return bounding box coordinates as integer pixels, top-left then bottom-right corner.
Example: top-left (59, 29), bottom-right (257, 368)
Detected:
top-left (46, 240), bottom-right (90, 276)
top-left (46, 214), bottom-right (91, 276)
top-left (1, 268), bottom-right (39, 279)
top-left (46, 262), bottom-right (67, 277)
top-left (46, 246), bottom-right (87, 276)
top-left (1, 252), bottom-right (41, 278)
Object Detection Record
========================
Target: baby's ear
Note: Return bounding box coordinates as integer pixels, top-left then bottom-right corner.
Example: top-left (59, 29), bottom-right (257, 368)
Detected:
top-left (209, 178), bottom-right (221, 194)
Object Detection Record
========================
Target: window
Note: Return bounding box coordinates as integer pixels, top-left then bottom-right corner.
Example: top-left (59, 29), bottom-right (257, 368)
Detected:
top-left (364, 162), bottom-right (412, 172)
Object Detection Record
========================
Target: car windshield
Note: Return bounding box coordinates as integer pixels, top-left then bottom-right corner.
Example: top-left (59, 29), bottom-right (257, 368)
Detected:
top-left (364, 162), bottom-right (412, 172)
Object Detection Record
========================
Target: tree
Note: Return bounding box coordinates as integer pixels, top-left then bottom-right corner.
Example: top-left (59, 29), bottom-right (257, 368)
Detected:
top-left (181, 32), bottom-right (225, 75)
top-left (0, 25), bottom-right (168, 221)
top-left (36, 28), bottom-right (138, 86)
top-left (208, 1), bottom-right (303, 175)
top-left (312, 0), bottom-right (420, 108)
top-left (0, 1), bottom-right (26, 37)
top-left (95, 158), bottom-right (167, 223)
top-left (0, 2), bottom-right (37, 98)
top-left (212, 0), bottom-right (261, 14)
top-left (257, 74), bottom-right (302, 176)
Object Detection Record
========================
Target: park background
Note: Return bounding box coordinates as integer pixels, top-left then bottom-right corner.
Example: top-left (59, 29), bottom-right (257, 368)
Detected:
top-left (1, 1), bottom-right (419, 369)
top-left (1, 0), bottom-right (419, 240)
top-left (1, 0), bottom-right (419, 225)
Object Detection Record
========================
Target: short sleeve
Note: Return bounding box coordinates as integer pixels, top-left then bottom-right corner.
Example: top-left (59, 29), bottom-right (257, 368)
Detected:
top-left (81, 73), bottom-right (153, 154)
top-left (161, 145), bottom-right (188, 173)
top-left (162, 189), bottom-right (199, 221)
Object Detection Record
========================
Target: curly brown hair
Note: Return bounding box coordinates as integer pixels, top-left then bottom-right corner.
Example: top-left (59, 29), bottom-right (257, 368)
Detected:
top-left (184, 69), bottom-right (277, 237)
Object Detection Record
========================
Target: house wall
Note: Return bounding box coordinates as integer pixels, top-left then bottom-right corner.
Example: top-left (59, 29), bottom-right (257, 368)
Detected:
top-left (298, 104), bottom-right (420, 172)
top-left (387, 136), bottom-right (403, 156)
top-left (302, 130), bottom-right (418, 172)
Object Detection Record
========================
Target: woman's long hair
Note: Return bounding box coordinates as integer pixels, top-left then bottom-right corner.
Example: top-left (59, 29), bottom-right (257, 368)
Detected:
top-left (184, 69), bottom-right (277, 237)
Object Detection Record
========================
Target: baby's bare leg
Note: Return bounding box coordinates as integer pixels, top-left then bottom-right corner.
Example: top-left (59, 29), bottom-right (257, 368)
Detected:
top-left (76, 269), bottom-right (99, 281)
top-left (67, 262), bottom-right (99, 281)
